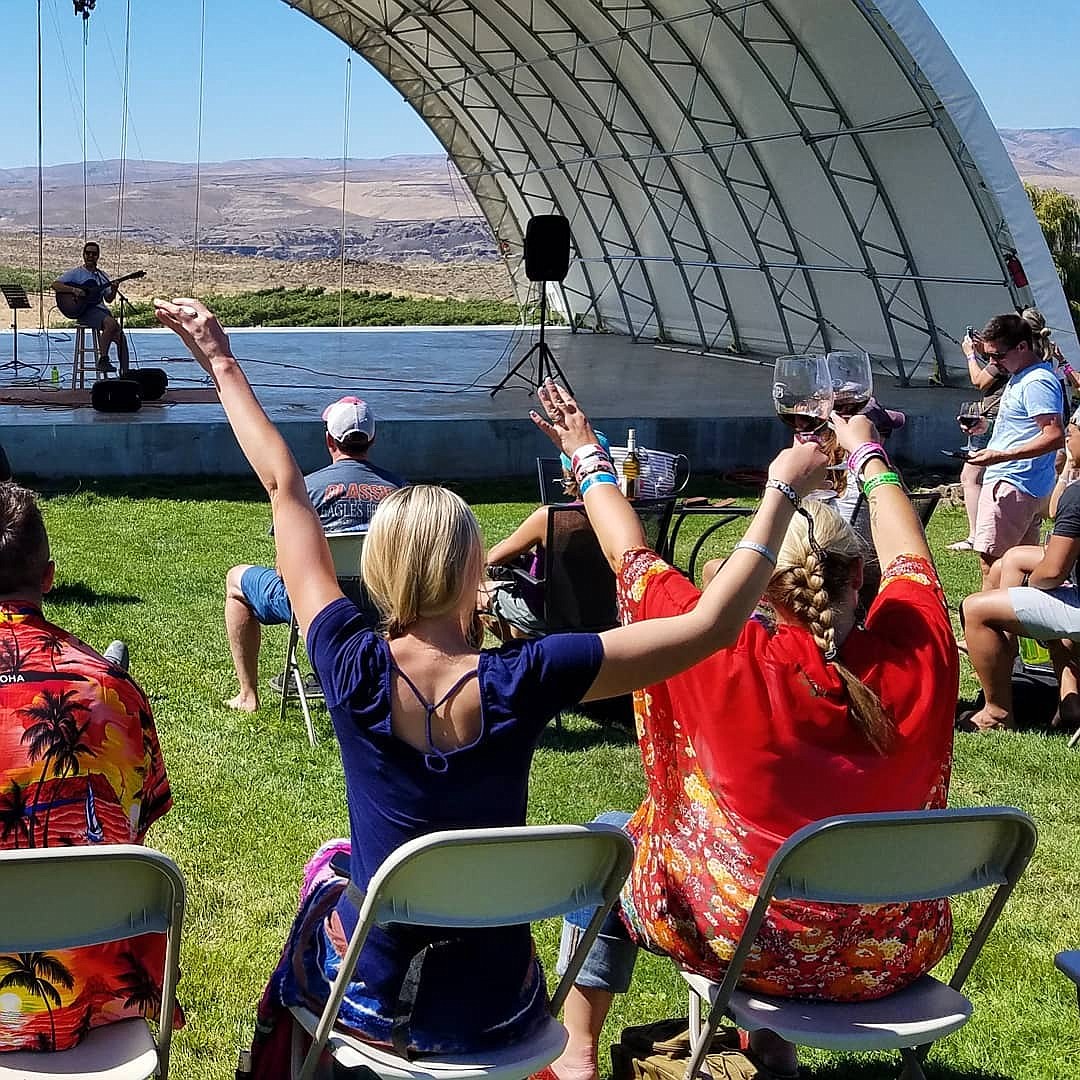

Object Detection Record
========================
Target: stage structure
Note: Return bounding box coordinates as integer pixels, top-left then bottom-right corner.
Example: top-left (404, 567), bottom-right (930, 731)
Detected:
top-left (286, 0), bottom-right (1076, 384)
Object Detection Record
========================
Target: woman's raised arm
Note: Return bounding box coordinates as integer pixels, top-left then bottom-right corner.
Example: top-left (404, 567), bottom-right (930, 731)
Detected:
top-left (154, 299), bottom-right (342, 635)
top-left (530, 379), bottom-right (828, 700)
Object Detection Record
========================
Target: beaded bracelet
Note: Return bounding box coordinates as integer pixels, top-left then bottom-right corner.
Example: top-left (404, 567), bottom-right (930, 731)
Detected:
top-left (862, 471), bottom-right (902, 496)
top-left (571, 443), bottom-right (611, 470)
top-left (765, 478), bottom-right (800, 509)
top-left (579, 472), bottom-right (619, 497)
top-left (574, 459), bottom-right (617, 483)
top-left (847, 441), bottom-right (890, 481)
top-left (733, 540), bottom-right (777, 566)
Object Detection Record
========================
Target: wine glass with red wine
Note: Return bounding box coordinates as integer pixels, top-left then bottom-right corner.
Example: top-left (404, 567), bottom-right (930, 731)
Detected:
top-left (957, 400), bottom-right (983, 453)
top-left (773, 353), bottom-right (834, 438)
top-left (827, 350), bottom-right (873, 417)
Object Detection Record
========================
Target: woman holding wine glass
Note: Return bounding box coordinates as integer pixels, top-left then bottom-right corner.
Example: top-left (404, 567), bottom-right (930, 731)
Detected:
top-left (948, 330), bottom-right (1008, 552)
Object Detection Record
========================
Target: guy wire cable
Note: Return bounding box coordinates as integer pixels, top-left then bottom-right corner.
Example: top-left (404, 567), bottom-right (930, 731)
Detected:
top-left (191, 0), bottom-right (208, 295)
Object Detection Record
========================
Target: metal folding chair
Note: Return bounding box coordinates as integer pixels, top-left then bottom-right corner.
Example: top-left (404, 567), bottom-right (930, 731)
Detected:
top-left (289, 823), bottom-right (634, 1080)
top-left (0, 845), bottom-right (185, 1080)
top-left (681, 808), bottom-right (1036, 1080)
top-left (280, 529), bottom-right (368, 746)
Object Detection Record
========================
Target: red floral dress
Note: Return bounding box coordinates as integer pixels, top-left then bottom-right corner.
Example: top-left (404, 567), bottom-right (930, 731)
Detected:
top-left (0, 603), bottom-right (174, 1051)
top-left (615, 552), bottom-right (958, 1001)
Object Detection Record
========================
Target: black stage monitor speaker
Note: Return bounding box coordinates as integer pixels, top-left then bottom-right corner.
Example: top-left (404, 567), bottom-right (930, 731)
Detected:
top-left (131, 367), bottom-right (169, 401)
top-left (91, 378), bottom-right (142, 413)
top-left (524, 215), bottom-right (571, 283)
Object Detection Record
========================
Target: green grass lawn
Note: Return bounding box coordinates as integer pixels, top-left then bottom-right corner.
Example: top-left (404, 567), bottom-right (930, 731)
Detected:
top-left (23, 478), bottom-right (1080, 1079)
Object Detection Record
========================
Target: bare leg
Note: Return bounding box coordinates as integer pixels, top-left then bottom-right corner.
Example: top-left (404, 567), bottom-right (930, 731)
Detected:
top-left (960, 462), bottom-right (984, 539)
top-left (1050, 640), bottom-right (1080, 730)
top-left (225, 565), bottom-right (261, 712)
top-left (101, 316), bottom-right (129, 372)
top-left (549, 985), bottom-right (611, 1080)
top-left (978, 552), bottom-right (998, 590)
top-left (962, 591), bottom-right (1023, 730)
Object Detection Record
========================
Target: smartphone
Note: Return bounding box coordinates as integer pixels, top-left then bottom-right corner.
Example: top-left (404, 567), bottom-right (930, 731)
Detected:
top-left (330, 851), bottom-right (351, 878)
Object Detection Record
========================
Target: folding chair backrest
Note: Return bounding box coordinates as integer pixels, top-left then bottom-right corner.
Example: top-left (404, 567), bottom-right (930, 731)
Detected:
top-left (544, 505), bottom-right (618, 632)
top-left (360, 824), bottom-right (634, 928)
top-left (766, 808), bottom-right (1036, 905)
top-left (326, 529), bottom-right (367, 582)
top-left (0, 845), bottom-right (185, 951)
top-left (300, 824), bottom-right (634, 1077)
top-left (537, 457), bottom-right (572, 504)
top-left (0, 845), bottom-right (185, 1077)
top-left (911, 490), bottom-right (942, 527)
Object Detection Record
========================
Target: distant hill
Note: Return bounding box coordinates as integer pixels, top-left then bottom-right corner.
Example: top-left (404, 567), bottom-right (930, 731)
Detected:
top-left (0, 129), bottom-right (1077, 262)
top-left (999, 128), bottom-right (1080, 196)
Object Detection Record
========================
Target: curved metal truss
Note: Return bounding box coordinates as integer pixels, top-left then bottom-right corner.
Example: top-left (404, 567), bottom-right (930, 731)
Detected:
top-left (288, 0), bottom-right (1062, 383)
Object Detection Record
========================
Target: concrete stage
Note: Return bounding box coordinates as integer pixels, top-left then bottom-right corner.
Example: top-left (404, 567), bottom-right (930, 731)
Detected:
top-left (0, 331), bottom-right (974, 480)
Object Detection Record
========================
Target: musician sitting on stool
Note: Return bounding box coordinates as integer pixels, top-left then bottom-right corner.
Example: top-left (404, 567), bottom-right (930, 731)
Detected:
top-left (51, 241), bottom-right (128, 374)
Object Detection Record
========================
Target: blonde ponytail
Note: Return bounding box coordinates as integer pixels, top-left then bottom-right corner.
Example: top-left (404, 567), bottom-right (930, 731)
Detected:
top-left (766, 501), bottom-right (893, 753)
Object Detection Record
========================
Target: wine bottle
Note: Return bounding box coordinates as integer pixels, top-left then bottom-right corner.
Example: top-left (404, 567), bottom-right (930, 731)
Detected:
top-left (622, 428), bottom-right (641, 499)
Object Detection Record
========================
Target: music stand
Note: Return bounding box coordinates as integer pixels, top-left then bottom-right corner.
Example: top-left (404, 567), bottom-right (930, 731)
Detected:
top-left (1, 284), bottom-right (31, 375)
top-left (489, 285), bottom-right (573, 397)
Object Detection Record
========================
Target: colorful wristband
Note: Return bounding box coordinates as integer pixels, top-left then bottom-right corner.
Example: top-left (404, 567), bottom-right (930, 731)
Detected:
top-left (579, 472), bottom-right (619, 497)
top-left (571, 443), bottom-right (611, 470)
top-left (862, 471), bottom-right (902, 496)
top-left (847, 441), bottom-right (889, 480)
top-left (733, 540), bottom-right (777, 567)
top-left (765, 479), bottom-right (800, 509)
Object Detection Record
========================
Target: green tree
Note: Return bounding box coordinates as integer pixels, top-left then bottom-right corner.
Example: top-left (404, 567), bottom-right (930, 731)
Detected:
top-left (0, 952), bottom-right (74, 1050)
top-left (1026, 183), bottom-right (1080, 330)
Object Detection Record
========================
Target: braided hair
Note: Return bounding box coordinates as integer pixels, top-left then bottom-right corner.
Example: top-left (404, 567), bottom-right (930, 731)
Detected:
top-left (766, 500), bottom-right (893, 753)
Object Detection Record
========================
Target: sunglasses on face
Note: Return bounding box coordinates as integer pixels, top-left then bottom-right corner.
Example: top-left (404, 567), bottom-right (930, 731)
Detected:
top-left (983, 347), bottom-right (1011, 361)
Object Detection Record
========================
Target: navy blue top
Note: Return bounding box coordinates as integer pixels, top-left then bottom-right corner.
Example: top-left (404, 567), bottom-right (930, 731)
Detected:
top-left (307, 597), bottom-right (604, 1049)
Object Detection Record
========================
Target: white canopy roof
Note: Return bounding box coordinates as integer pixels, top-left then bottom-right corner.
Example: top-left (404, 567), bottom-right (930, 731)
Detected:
top-left (287, 0), bottom-right (1077, 381)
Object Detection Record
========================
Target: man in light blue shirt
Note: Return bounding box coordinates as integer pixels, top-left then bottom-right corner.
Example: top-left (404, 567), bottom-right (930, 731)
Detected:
top-left (969, 313), bottom-right (1065, 585)
top-left (51, 241), bottom-right (128, 373)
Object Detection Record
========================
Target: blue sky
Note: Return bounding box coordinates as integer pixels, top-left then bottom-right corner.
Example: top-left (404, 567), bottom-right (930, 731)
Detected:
top-left (2, 0), bottom-right (1076, 169)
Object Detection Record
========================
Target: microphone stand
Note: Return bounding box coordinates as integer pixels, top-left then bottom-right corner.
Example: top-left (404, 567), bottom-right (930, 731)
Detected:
top-left (116, 289), bottom-right (130, 377)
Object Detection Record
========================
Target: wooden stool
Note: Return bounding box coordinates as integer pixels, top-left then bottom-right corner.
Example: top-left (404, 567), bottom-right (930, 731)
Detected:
top-left (72, 325), bottom-right (103, 389)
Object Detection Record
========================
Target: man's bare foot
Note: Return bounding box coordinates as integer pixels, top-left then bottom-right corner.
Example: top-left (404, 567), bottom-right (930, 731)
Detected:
top-left (962, 706), bottom-right (1015, 733)
top-left (225, 693), bottom-right (259, 713)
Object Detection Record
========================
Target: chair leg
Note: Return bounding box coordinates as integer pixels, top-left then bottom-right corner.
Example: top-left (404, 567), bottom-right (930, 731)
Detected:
top-left (687, 986), bottom-right (702, 1047)
top-left (280, 617), bottom-right (316, 745)
top-left (897, 1046), bottom-right (930, 1080)
top-left (294, 667), bottom-right (317, 748)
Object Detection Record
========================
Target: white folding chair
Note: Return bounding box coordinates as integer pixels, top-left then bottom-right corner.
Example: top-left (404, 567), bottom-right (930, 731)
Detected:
top-left (280, 529), bottom-right (368, 746)
top-left (289, 822), bottom-right (635, 1080)
top-left (0, 844), bottom-right (185, 1080)
top-left (681, 808), bottom-right (1036, 1080)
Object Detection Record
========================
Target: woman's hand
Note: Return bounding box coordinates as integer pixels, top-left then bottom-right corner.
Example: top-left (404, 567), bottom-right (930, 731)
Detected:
top-left (767, 439), bottom-right (828, 497)
top-left (830, 412), bottom-right (881, 456)
top-left (530, 379), bottom-right (600, 458)
top-left (153, 298), bottom-right (233, 374)
top-left (962, 332), bottom-right (982, 361)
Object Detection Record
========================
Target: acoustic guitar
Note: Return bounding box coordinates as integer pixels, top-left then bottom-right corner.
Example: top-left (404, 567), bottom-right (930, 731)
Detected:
top-left (56, 269), bottom-right (146, 320)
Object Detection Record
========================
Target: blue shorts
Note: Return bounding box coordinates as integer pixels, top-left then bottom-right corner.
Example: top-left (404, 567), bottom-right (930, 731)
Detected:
top-left (556, 811), bottom-right (639, 993)
top-left (78, 306), bottom-right (111, 331)
top-left (240, 566), bottom-right (293, 625)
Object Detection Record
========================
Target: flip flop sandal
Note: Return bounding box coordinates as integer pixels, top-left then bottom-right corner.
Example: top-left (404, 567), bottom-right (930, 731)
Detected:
top-left (947, 538), bottom-right (975, 552)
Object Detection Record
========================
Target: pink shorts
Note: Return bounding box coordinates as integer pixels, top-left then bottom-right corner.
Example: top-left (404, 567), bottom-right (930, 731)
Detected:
top-left (973, 479), bottom-right (1047, 559)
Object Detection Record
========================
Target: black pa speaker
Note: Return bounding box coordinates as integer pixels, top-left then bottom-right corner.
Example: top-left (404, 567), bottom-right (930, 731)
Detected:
top-left (524, 215), bottom-right (571, 283)
top-left (91, 378), bottom-right (142, 413)
top-left (130, 367), bottom-right (168, 401)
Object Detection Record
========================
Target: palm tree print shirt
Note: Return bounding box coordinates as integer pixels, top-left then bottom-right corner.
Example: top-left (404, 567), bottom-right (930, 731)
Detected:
top-left (0, 602), bottom-right (173, 1052)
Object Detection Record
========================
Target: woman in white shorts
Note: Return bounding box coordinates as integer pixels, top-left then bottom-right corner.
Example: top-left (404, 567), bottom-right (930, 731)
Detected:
top-left (962, 411), bottom-right (1080, 731)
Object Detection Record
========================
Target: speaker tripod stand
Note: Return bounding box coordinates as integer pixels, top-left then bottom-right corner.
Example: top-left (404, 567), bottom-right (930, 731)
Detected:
top-left (489, 286), bottom-right (573, 397)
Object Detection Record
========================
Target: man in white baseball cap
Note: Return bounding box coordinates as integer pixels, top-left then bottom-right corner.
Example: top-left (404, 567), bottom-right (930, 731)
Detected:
top-left (223, 395), bottom-right (405, 712)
